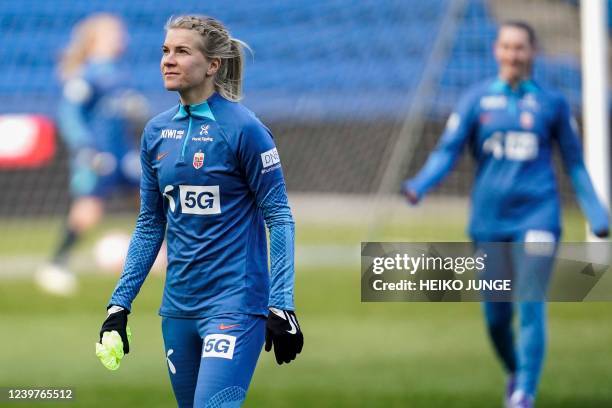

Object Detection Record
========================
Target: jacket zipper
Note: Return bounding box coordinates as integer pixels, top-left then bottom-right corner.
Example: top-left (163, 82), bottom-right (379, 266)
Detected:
top-left (180, 105), bottom-right (192, 163)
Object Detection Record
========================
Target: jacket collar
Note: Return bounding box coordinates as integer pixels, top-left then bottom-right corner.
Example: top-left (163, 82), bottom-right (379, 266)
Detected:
top-left (172, 93), bottom-right (217, 121)
top-left (491, 77), bottom-right (538, 94)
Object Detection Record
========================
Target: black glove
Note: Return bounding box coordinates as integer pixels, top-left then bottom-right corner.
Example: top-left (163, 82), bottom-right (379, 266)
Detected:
top-left (401, 180), bottom-right (420, 205)
top-left (99, 305), bottom-right (130, 354)
top-left (594, 228), bottom-right (609, 239)
top-left (265, 308), bottom-right (303, 365)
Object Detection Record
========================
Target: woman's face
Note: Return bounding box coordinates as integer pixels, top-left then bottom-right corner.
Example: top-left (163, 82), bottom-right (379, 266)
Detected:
top-left (161, 29), bottom-right (218, 93)
top-left (494, 26), bottom-right (535, 84)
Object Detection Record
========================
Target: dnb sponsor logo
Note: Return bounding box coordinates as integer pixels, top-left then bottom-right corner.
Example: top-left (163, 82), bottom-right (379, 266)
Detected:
top-left (260, 147), bottom-right (281, 174)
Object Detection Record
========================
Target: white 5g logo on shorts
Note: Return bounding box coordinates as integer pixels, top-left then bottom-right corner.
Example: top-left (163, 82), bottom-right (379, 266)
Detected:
top-left (163, 185), bottom-right (221, 215)
top-left (202, 334), bottom-right (236, 359)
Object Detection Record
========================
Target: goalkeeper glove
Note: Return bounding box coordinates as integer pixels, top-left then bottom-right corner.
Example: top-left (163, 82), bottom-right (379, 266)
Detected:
top-left (96, 305), bottom-right (131, 370)
top-left (265, 308), bottom-right (303, 365)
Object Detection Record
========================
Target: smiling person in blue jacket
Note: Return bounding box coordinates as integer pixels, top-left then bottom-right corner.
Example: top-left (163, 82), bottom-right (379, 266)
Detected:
top-left (97, 15), bottom-right (303, 408)
top-left (403, 21), bottom-right (608, 408)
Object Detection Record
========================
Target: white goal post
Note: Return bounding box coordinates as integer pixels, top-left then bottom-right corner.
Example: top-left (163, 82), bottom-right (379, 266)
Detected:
top-left (581, 0), bottom-right (610, 241)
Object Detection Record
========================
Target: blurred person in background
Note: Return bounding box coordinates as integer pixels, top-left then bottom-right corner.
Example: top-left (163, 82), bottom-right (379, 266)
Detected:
top-left (36, 13), bottom-right (148, 296)
top-left (96, 15), bottom-right (303, 407)
top-left (402, 21), bottom-right (608, 408)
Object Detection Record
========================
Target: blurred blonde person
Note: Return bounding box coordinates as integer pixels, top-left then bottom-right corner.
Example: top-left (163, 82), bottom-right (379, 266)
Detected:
top-left (36, 14), bottom-right (147, 295)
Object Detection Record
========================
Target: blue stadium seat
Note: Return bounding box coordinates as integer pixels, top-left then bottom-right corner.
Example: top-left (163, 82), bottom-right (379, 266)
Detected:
top-left (433, 0), bottom-right (584, 118)
top-left (0, 0), bottom-right (585, 121)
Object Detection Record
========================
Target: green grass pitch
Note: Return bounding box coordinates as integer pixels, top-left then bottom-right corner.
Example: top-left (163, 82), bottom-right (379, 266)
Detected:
top-left (0, 206), bottom-right (610, 407)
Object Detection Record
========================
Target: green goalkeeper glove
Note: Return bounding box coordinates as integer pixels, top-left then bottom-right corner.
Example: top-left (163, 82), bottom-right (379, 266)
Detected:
top-left (96, 305), bottom-right (131, 370)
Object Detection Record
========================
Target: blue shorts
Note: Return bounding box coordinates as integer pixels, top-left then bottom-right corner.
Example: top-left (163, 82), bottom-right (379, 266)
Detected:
top-left (161, 314), bottom-right (266, 408)
top-left (476, 229), bottom-right (560, 301)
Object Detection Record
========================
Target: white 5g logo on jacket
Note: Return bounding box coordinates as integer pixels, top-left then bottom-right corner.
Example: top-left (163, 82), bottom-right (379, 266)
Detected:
top-left (483, 131), bottom-right (538, 161)
top-left (162, 185), bottom-right (221, 215)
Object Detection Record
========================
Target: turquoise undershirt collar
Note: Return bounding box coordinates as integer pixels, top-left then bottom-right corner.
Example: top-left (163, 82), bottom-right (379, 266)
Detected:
top-left (172, 94), bottom-right (217, 121)
top-left (490, 77), bottom-right (538, 94)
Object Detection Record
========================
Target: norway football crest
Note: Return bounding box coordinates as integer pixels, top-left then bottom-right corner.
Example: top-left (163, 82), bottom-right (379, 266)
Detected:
top-left (193, 151), bottom-right (204, 169)
top-left (520, 111), bottom-right (534, 129)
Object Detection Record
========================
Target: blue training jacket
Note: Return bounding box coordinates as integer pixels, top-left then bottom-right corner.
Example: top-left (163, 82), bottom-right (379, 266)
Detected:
top-left (405, 78), bottom-right (609, 240)
top-left (57, 60), bottom-right (135, 156)
top-left (110, 92), bottom-right (295, 318)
